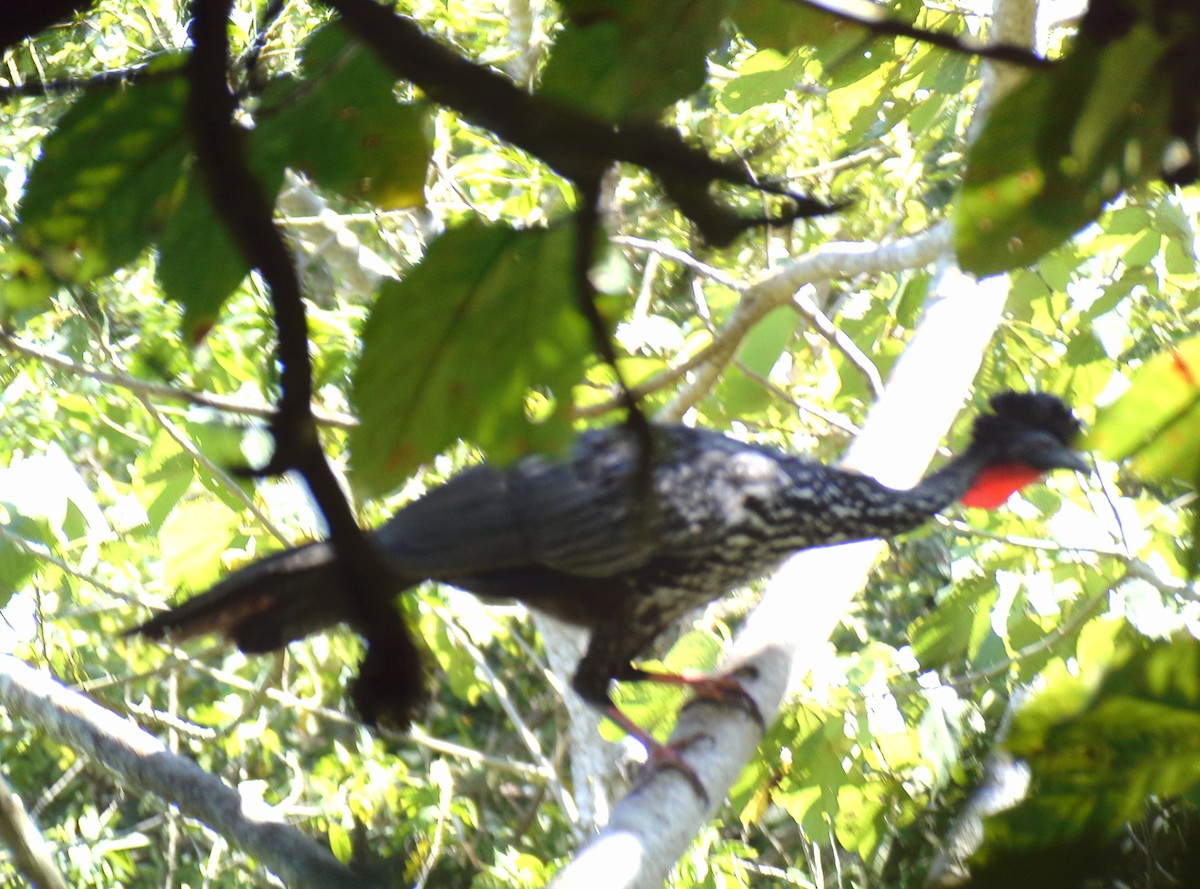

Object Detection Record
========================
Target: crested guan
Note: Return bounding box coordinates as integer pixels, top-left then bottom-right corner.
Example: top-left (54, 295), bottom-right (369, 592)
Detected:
top-left (131, 391), bottom-right (1086, 745)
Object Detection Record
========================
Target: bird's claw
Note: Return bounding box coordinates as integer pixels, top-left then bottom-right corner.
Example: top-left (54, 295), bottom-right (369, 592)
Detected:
top-left (635, 733), bottom-right (712, 804)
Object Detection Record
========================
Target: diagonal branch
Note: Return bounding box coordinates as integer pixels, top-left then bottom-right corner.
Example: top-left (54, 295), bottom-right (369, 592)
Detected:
top-left (796, 0), bottom-right (1052, 69)
top-left (186, 0), bottom-right (424, 725)
top-left (322, 0), bottom-right (836, 246)
top-left (0, 330), bottom-right (357, 429)
top-left (0, 654), bottom-right (373, 889)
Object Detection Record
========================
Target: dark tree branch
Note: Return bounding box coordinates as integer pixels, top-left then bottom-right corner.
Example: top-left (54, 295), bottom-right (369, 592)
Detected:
top-left (187, 0), bottom-right (425, 726)
top-left (796, 0), bottom-right (1053, 69)
top-left (322, 0), bottom-right (837, 246)
top-left (0, 63), bottom-right (167, 99)
top-left (0, 0), bottom-right (97, 55)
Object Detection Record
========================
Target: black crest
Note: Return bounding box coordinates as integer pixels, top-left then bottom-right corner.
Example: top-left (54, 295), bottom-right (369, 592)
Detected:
top-left (973, 391), bottom-right (1082, 447)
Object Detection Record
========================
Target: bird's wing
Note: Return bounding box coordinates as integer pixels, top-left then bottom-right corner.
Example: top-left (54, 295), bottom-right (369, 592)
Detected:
top-left (373, 444), bottom-right (658, 579)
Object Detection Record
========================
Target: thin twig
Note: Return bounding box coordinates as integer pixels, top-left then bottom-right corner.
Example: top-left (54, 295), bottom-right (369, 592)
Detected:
top-left (793, 288), bottom-right (882, 398)
top-left (795, 0), bottom-right (1053, 69)
top-left (0, 331), bottom-right (357, 429)
top-left (612, 237), bottom-right (743, 290)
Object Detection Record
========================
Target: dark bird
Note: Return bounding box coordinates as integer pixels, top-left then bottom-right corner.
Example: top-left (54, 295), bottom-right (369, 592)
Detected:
top-left (131, 391), bottom-right (1086, 750)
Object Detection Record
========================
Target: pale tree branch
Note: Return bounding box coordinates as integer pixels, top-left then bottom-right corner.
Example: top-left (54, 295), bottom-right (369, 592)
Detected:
top-left (0, 654), bottom-right (375, 889)
top-left (0, 766), bottom-right (68, 889)
top-left (551, 268), bottom-right (1011, 889)
top-left (659, 222), bottom-right (951, 421)
top-left (576, 223), bottom-right (951, 421)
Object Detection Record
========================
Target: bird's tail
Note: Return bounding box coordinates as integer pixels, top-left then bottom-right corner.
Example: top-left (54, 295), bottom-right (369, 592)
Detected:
top-left (129, 541), bottom-right (367, 653)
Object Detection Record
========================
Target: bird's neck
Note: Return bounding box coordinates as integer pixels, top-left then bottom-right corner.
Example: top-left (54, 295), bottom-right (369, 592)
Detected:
top-left (903, 446), bottom-right (999, 513)
top-left (785, 446), bottom-right (1015, 542)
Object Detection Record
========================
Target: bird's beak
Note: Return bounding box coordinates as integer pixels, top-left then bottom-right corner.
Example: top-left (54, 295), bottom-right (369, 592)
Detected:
top-left (1052, 448), bottom-right (1091, 474)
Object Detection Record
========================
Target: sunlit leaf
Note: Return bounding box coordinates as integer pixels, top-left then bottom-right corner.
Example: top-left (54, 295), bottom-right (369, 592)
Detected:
top-left (161, 499), bottom-right (237, 592)
top-left (17, 60), bottom-right (188, 284)
top-left (979, 632), bottom-right (1200, 857)
top-left (1086, 335), bottom-right (1200, 483)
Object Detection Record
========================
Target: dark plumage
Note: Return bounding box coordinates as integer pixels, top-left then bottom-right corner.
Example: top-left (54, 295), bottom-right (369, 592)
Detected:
top-left (131, 391), bottom-right (1086, 738)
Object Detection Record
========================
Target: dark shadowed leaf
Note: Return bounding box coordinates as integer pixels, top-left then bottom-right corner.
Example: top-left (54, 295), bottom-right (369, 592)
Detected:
top-left (728, 0), bottom-right (859, 57)
top-left (540, 0), bottom-right (727, 120)
top-left (351, 222), bottom-right (597, 494)
top-left (156, 112), bottom-right (290, 334)
top-left (957, 27), bottom-right (1172, 275)
top-left (156, 169), bottom-right (253, 334)
top-left (259, 25), bottom-right (431, 209)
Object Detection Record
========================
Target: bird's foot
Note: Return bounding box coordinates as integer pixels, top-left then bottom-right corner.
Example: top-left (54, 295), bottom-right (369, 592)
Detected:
top-left (633, 665), bottom-right (765, 729)
top-left (602, 704), bottom-right (710, 802)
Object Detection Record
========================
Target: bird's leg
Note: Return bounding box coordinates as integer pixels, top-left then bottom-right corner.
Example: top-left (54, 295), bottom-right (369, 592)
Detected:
top-left (627, 664), bottom-right (765, 729)
top-left (600, 699), bottom-right (710, 802)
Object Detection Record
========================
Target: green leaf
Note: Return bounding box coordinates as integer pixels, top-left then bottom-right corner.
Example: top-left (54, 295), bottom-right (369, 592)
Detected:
top-left (719, 50), bottom-right (808, 113)
top-left (1086, 334), bottom-right (1200, 483)
top-left (729, 0), bottom-right (860, 58)
top-left (17, 61), bottom-right (188, 284)
top-left (540, 0), bottom-right (727, 120)
top-left (957, 27), bottom-right (1172, 275)
top-left (350, 222), bottom-right (598, 494)
top-left (140, 450), bottom-right (195, 533)
top-left (714, 306), bottom-right (798, 416)
top-left (909, 583), bottom-right (999, 669)
top-left (260, 25), bottom-right (431, 209)
top-left (156, 101), bottom-right (293, 334)
top-left (0, 508), bottom-right (47, 598)
top-left (161, 499), bottom-right (237, 592)
top-left (156, 170), bottom-right (252, 335)
top-left (982, 633), bottom-right (1200, 854)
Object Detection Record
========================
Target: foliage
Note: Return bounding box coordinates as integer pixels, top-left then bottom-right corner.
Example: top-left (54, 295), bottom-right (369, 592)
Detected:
top-left (0, 0), bottom-right (1199, 887)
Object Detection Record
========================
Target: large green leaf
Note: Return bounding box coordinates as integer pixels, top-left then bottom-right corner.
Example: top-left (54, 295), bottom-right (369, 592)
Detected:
top-left (16, 61), bottom-right (189, 285)
top-left (156, 76), bottom-right (299, 334)
top-left (155, 168), bottom-right (256, 336)
top-left (161, 499), bottom-right (237, 592)
top-left (350, 222), bottom-right (599, 494)
top-left (977, 631), bottom-right (1200, 859)
top-left (1087, 335), bottom-right (1200, 484)
top-left (259, 25), bottom-right (431, 209)
top-left (540, 0), bottom-right (728, 121)
top-left (1087, 335), bottom-right (1200, 572)
top-left (957, 26), bottom-right (1172, 275)
top-left (728, 0), bottom-right (844, 54)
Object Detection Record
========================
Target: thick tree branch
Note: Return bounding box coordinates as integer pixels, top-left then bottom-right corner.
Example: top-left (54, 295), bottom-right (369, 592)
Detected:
top-left (0, 0), bottom-right (97, 54)
top-left (322, 0), bottom-right (837, 246)
top-left (187, 0), bottom-right (424, 725)
top-left (0, 768), bottom-right (68, 889)
top-left (0, 654), bottom-right (373, 889)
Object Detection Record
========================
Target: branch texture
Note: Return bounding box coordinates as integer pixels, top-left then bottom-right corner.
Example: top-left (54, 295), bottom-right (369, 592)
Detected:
top-left (0, 654), bottom-right (373, 889)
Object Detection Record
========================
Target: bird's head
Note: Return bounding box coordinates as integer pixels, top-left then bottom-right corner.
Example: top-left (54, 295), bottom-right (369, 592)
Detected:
top-left (960, 391), bottom-right (1088, 509)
